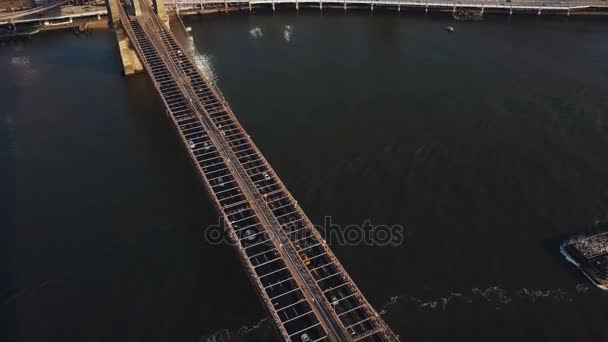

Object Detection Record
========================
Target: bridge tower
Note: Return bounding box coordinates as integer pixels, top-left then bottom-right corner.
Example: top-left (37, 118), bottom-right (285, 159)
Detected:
top-left (105, 0), bottom-right (143, 75)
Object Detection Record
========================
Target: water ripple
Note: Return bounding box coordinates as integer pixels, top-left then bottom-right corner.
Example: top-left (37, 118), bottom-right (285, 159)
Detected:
top-left (249, 27), bottom-right (263, 40)
top-left (196, 317), bottom-right (269, 342)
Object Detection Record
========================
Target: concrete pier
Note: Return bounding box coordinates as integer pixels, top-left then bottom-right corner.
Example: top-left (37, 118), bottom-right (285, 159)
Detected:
top-left (153, 0), bottom-right (169, 27)
top-left (115, 27), bottom-right (144, 75)
top-left (106, 0), bottom-right (143, 76)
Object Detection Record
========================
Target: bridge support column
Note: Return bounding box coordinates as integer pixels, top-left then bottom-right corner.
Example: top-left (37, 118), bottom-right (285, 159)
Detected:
top-left (104, 0), bottom-right (120, 28)
top-left (567, 7), bottom-right (570, 16)
top-left (115, 28), bottom-right (144, 76)
top-left (398, 4), bottom-right (400, 12)
top-left (319, 1), bottom-right (322, 11)
top-left (153, 0), bottom-right (169, 28)
top-left (296, 1), bottom-right (299, 11)
top-left (480, 6), bottom-right (484, 15)
top-left (133, 0), bottom-right (142, 16)
top-left (105, 0), bottom-right (143, 76)
top-left (249, 1), bottom-right (252, 11)
top-left (344, 0), bottom-right (346, 11)
top-left (371, 3), bottom-right (374, 11)
top-left (538, 7), bottom-right (542, 15)
top-left (425, 5), bottom-right (428, 13)
top-left (509, 6), bottom-right (513, 15)
top-left (272, 1), bottom-right (275, 11)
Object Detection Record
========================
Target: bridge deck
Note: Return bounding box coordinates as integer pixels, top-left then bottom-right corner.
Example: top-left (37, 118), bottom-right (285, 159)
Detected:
top-left (117, 1), bottom-right (398, 341)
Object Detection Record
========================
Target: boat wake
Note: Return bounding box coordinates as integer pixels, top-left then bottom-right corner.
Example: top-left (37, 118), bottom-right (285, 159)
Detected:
top-left (379, 284), bottom-right (591, 314)
top-left (249, 27), bottom-right (263, 40)
top-left (10, 55), bottom-right (39, 86)
top-left (2, 279), bottom-right (51, 306)
top-left (283, 25), bottom-right (293, 43)
top-left (172, 11), bottom-right (218, 85)
top-left (183, 36), bottom-right (218, 85)
top-left (194, 284), bottom-right (592, 341)
top-left (197, 317), bottom-right (269, 342)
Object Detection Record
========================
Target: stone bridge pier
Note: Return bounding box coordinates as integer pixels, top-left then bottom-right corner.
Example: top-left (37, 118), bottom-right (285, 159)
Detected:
top-left (105, 0), bottom-right (168, 75)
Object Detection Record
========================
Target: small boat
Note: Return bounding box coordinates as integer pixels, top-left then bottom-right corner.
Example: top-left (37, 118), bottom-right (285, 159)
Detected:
top-left (0, 26), bottom-right (40, 41)
top-left (445, 26), bottom-right (454, 32)
top-left (43, 18), bottom-right (73, 27)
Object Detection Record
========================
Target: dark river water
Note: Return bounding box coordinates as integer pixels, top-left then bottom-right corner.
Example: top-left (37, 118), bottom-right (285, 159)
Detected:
top-left (2, 10), bottom-right (608, 342)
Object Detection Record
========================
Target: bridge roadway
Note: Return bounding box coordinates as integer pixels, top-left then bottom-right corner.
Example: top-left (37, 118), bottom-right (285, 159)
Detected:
top-left (116, 1), bottom-right (399, 341)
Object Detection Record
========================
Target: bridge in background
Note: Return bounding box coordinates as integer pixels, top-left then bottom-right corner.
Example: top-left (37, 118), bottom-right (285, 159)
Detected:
top-left (0, 4), bottom-right (107, 26)
top-left (108, 0), bottom-right (400, 340)
top-left (166, 0), bottom-right (608, 15)
top-left (0, 0), bottom-right (66, 21)
top-left (3, 0), bottom-right (607, 29)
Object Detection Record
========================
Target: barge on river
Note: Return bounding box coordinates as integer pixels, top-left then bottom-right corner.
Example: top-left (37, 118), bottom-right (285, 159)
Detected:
top-left (561, 223), bottom-right (608, 291)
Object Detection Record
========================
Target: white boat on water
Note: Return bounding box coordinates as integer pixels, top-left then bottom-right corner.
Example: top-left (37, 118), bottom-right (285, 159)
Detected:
top-left (43, 17), bottom-right (73, 27)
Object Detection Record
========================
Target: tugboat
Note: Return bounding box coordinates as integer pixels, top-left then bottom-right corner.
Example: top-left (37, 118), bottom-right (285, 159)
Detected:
top-left (445, 26), bottom-right (454, 33)
top-left (453, 9), bottom-right (484, 21)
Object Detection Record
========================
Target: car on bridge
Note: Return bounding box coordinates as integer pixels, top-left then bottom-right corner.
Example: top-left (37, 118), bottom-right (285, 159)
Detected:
top-left (299, 250), bottom-right (311, 266)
